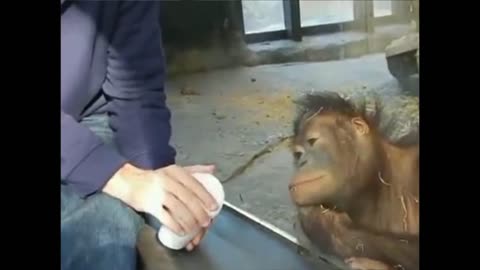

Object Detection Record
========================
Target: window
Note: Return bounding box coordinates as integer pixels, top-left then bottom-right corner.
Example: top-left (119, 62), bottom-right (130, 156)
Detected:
top-left (373, 0), bottom-right (393, 17)
top-left (299, 0), bottom-right (354, 27)
top-left (242, 0), bottom-right (286, 34)
top-left (239, 0), bottom-right (410, 43)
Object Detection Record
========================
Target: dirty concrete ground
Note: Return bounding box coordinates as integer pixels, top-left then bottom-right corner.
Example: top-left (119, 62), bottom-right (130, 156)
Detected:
top-left (165, 53), bottom-right (408, 242)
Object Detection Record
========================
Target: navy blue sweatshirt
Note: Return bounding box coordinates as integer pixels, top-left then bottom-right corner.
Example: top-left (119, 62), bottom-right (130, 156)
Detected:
top-left (61, 0), bottom-right (176, 197)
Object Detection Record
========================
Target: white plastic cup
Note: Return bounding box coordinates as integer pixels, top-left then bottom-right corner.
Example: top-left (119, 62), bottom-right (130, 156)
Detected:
top-left (157, 172), bottom-right (225, 250)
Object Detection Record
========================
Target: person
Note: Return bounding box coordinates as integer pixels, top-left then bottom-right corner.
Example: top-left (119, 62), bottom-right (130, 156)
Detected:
top-left (61, 1), bottom-right (217, 269)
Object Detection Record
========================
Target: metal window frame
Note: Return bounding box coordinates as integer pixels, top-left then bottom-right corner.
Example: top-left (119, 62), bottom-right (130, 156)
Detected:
top-left (236, 0), bottom-right (413, 44)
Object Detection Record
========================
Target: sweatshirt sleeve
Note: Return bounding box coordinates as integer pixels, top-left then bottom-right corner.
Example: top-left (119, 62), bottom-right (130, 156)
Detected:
top-left (61, 111), bottom-right (127, 197)
top-left (102, 1), bottom-right (176, 169)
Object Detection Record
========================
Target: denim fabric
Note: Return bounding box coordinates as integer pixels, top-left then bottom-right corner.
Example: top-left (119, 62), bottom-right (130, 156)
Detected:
top-left (61, 114), bottom-right (145, 270)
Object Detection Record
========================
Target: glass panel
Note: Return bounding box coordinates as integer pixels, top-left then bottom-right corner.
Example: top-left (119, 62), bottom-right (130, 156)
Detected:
top-left (374, 0), bottom-right (393, 17)
top-left (235, 1), bottom-right (418, 268)
top-left (242, 0), bottom-right (285, 34)
top-left (300, 0), bottom-right (354, 27)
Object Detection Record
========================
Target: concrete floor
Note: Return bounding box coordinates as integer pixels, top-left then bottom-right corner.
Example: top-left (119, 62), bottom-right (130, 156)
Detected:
top-left (165, 53), bottom-right (409, 254)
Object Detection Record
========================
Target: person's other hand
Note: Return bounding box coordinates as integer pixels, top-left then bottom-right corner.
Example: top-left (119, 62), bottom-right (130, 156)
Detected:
top-left (103, 163), bottom-right (218, 236)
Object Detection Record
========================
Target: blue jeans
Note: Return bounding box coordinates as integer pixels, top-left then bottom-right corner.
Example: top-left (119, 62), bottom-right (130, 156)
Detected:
top-left (61, 114), bottom-right (145, 270)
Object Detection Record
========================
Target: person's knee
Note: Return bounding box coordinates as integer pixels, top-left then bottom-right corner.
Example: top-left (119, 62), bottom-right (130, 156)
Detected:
top-left (62, 193), bottom-right (143, 247)
top-left (88, 194), bottom-right (143, 244)
top-left (61, 185), bottom-right (83, 219)
top-left (61, 194), bottom-right (144, 270)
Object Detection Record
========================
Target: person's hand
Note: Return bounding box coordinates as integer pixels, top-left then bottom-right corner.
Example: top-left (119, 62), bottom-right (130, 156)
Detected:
top-left (183, 164), bottom-right (216, 251)
top-left (184, 164), bottom-right (215, 175)
top-left (186, 225), bottom-right (209, 251)
top-left (102, 163), bottom-right (218, 236)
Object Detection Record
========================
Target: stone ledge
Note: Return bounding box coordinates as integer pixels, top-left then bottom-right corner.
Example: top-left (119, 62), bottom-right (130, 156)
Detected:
top-left (165, 24), bottom-right (412, 76)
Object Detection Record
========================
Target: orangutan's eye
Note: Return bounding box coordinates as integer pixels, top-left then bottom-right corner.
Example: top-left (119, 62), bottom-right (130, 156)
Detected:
top-left (307, 138), bottom-right (318, 146)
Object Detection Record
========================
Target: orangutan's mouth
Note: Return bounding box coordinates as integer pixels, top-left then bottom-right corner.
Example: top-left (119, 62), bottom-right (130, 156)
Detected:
top-left (288, 176), bottom-right (325, 190)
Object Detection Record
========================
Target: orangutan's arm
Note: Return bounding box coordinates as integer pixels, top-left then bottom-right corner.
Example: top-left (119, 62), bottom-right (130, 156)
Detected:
top-left (299, 210), bottom-right (418, 270)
